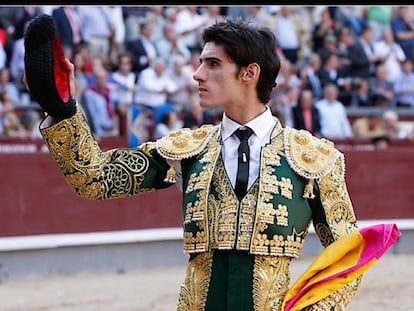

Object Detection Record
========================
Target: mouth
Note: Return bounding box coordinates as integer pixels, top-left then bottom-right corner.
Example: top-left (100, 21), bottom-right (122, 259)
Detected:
top-left (198, 86), bottom-right (207, 94)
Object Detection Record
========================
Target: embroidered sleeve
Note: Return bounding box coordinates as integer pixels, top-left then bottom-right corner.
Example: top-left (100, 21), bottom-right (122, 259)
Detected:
top-left (40, 104), bottom-right (172, 200)
top-left (307, 155), bottom-right (361, 309)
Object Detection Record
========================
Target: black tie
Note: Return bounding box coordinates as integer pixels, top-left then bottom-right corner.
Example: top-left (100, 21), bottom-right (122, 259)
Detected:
top-left (234, 127), bottom-right (253, 200)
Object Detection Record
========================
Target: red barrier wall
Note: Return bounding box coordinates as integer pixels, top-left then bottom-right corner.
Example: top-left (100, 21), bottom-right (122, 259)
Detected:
top-left (1, 138), bottom-right (413, 237)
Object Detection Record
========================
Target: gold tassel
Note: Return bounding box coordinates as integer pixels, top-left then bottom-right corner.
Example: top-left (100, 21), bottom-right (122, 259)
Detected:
top-left (303, 179), bottom-right (315, 199)
top-left (164, 165), bottom-right (176, 183)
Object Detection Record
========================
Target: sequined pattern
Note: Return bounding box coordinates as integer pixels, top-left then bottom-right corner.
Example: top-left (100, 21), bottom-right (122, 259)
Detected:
top-left (41, 105), bottom-right (155, 199)
top-left (176, 252), bottom-right (213, 311)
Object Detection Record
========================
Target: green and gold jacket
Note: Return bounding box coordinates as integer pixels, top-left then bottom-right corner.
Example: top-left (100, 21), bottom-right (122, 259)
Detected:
top-left (40, 105), bottom-right (361, 310)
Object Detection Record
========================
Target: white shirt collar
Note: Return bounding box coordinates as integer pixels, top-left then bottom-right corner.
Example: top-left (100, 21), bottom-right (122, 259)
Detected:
top-left (221, 106), bottom-right (276, 142)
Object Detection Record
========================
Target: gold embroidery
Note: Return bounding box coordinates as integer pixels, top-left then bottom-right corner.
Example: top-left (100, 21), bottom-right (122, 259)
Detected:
top-left (314, 223), bottom-right (334, 248)
top-left (317, 156), bottom-right (358, 241)
top-left (284, 127), bottom-right (340, 180)
top-left (164, 164), bottom-right (176, 183)
top-left (253, 255), bottom-right (291, 311)
top-left (156, 125), bottom-right (219, 160)
top-left (41, 105), bottom-right (152, 200)
top-left (252, 229), bottom-right (306, 257)
top-left (177, 252), bottom-right (213, 311)
top-left (279, 177), bottom-right (293, 199)
top-left (275, 204), bottom-right (288, 227)
top-left (182, 141), bottom-right (222, 253)
top-left (209, 158), bottom-right (238, 249)
top-left (237, 191), bottom-right (258, 250)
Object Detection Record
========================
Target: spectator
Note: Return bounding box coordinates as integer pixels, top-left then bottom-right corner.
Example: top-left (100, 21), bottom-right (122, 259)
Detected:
top-left (299, 52), bottom-right (323, 100)
top-left (134, 57), bottom-right (178, 133)
top-left (274, 6), bottom-right (310, 64)
top-left (146, 6), bottom-right (167, 44)
top-left (300, 53), bottom-right (323, 97)
top-left (272, 59), bottom-right (301, 105)
top-left (0, 68), bottom-right (21, 106)
top-left (106, 6), bottom-right (126, 68)
top-left (166, 54), bottom-right (194, 115)
top-left (126, 19), bottom-right (157, 75)
top-left (8, 34), bottom-right (25, 93)
top-left (368, 63), bottom-right (395, 107)
top-left (352, 113), bottom-right (387, 140)
top-left (315, 83), bottom-right (353, 140)
top-left (335, 25), bottom-right (354, 73)
top-left (77, 6), bottom-right (114, 59)
top-left (123, 6), bottom-right (150, 43)
top-left (352, 79), bottom-right (372, 107)
top-left (373, 28), bottom-right (407, 84)
top-left (72, 45), bottom-right (90, 101)
top-left (200, 6), bottom-right (226, 28)
top-left (380, 109), bottom-right (412, 140)
top-left (372, 135), bottom-right (391, 150)
top-left (82, 68), bottom-right (117, 138)
top-left (51, 6), bottom-right (83, 60)
top-left (348, 24), bottom-right (382, 80)
top-left (154, 110), bottom-right (182, 139)
top-left (315, 33), bottom-right (338, 65)
top-left (174, 6), bottom-right (206, 53)
top-left (312, 7), bottom-right (337, 54)
top-left (270, 86), bottom-right (299, 128)
top-left (317, 52), bottom-right (354, 106)
top-left (181, 50), bottom-right (203, 128)
top-left (246, 6), bottom-right (275, 30)
top-left (393, 58), bottom-right (414, 107)
top-left (366, 6), bottom-right (393, 42)
top-left (156, 22), bottom-right (191, 67)
top-left (0, 90), bottom-right (29, 138)
top-left (292, 88), bottom-right (321, 137)
top-left (336, 6), bottom-right (366, 37)
top-left (391, 6), bottom-right (414, 63)
top-left (108, 52), bottom-right (138, 120)
top-left (0, 7), bottom-right (42, 43)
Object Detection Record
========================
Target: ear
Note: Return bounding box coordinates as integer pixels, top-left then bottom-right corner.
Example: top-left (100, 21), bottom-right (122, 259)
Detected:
top-left (241, 62), bottom-right (260, 82)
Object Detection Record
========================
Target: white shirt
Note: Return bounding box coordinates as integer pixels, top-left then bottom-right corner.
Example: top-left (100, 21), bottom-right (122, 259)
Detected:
top-left (134, 67), bottom-right (178, 107)
top-left (373, 40), bottom-right (406, 83)
top-left (315, 98), bottom-right (352, 139)
top-left (221, 106), bottom-right (277, 189)
top-left (173, 106), bottom-right (277, 192)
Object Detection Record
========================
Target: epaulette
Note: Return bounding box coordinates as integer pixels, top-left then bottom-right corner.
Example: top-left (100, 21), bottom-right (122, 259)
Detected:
top-left (156, 124), bottom-right (219, 161)
top-left (283, 127), bottom-right (344, 198)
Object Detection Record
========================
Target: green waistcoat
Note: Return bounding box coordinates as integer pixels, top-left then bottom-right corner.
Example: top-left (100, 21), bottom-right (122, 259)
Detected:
top-left (178, 123), bottom-right (312, 258)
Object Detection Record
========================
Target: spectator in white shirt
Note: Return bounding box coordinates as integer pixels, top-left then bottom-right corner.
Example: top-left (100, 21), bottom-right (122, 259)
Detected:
top-left (135, 57), bottom-right (178, 109)
top-left (373, 28), bottom-right (406, 84)
top-left (315, 83), bottom-right (353, 140)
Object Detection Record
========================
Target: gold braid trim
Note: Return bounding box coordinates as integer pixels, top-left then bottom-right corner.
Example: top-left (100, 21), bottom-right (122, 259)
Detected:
top-left (284, 127), bottom-right (344, 199)
top-left (253, 255), bottom-right (291, 311)
top-left (176, 252), bottom-right (213, 311)
top-left (40, 104), bottom-right (152, 199)
top-left (284, 127), bottom-right (343, 180)
top-left (156, 124), bottom-right (219, 160)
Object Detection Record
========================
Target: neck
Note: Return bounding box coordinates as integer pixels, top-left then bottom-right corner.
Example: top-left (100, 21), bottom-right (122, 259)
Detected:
top-left (226, 104), bottom-right (267, 125)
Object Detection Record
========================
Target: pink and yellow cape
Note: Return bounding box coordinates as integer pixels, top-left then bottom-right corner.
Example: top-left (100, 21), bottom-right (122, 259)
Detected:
top-left (282, 223), bottom-right (401, 311)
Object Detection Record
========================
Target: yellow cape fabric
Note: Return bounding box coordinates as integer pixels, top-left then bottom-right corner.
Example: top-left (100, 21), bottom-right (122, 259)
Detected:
top-left (281, 230), bottom-right (376, 311)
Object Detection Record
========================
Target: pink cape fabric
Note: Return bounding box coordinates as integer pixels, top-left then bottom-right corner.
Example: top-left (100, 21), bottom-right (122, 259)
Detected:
top-left (282, 223), bottom-right (401, 311)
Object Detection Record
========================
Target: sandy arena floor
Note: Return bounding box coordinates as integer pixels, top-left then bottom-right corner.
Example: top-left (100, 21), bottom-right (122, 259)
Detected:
top-left (0, 253), bottom-right (412, 311)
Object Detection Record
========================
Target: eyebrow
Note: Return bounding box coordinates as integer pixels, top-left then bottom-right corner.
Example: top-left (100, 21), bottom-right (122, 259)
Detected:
top-left (200, 56), bottom-right (221, 64)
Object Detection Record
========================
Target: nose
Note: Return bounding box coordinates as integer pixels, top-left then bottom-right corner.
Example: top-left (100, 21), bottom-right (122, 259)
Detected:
top-left (192, 64), bottom-right (204, 83)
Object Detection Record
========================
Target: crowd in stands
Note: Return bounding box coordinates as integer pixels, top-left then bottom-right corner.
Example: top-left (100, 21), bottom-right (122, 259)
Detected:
top-left (1, 5), bottom-right (414, 147)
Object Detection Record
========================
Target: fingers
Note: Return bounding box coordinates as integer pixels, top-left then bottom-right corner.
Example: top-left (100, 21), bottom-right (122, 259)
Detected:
top-left (63, 58), bottom-right (76, 99)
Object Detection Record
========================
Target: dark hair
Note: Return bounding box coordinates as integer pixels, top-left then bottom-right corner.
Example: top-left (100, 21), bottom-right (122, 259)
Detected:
top-left (201, 20), bottom-right (281, 104)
